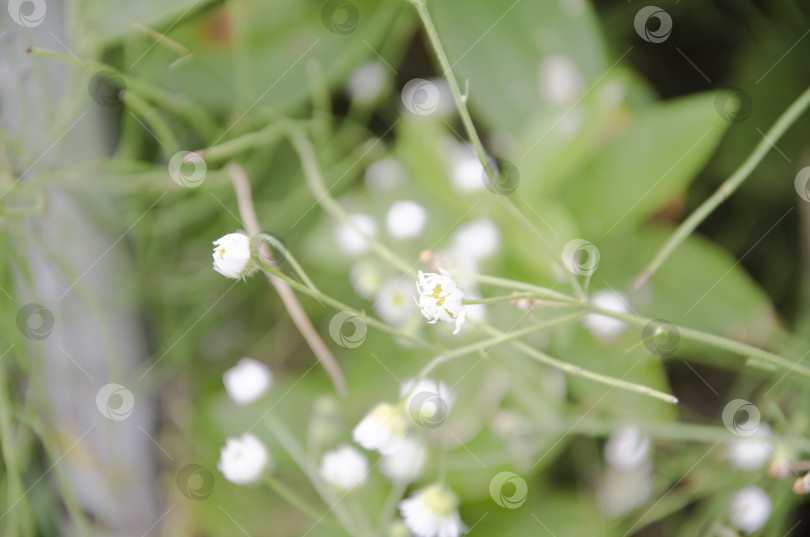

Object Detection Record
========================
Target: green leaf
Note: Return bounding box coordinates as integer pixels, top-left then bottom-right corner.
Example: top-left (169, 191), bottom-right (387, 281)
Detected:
top-left (562, 92), bottom-right (729, 236)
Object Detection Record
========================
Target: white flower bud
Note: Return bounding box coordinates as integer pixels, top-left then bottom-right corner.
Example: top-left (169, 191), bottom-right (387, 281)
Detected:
top-left (217, 433), bottom-right (271, 485)
top-left (582, 290), bottom-right (629, 342)
top-left (381, 436), bottom-right (427, 484)
top-left (728, 486), bottom-right (771, 534)
top-left (353, 402), bottom-right (409, 456)
top-left (400, 483), bottom-right (466, 537)
top-left (212, 232), bottom-right (258, 279)
top-left (336, 213), bottom-right (377, 256)
top-left (319, 444), bottom-right (369, 492)
top-left (222, 358), bottom-right (272, 405)
top-left (386, 200), bottom-right (428, 240)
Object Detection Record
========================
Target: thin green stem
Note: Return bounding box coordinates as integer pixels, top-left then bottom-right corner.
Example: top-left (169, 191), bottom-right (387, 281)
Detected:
top-left (376, 482), bottom-right (408, 537)
top-left (265, 415), bottom-right (359, 536)
top-left (121, 91), bottom-right (180, 158)
top-left (463, 294), bottom-right (576, 307)
top-left (254, 233), bottom-right (321, 293)
top-left (458, 272), bottom-right (578, 303)
top-left (265, 475), bottom-right (340, 529)
top-left (584, 303), bottom-right (810, 379)
top-left (636, 85), bottom-right (810, 288)
top-left (198, 122), bottom-right (289, 162)
top-left (406, 0), bottom-right (587, 301)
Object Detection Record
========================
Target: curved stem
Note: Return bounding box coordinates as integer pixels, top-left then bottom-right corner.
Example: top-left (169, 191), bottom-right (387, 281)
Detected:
top-left (405, 0), bottom-right (587, 301)
top-left (253, 233), bottom-right (321, 293)
top-left (265, 475), bottom-right (340, 529)
top-left (457, 272), bottom-right (578, 303)
top-left (636, 85), bottom-right (810, 288)
top-left (584, 303), bottom-right (810, 378)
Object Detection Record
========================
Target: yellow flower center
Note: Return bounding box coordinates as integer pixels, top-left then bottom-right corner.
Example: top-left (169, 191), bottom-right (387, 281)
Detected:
top-left (428, 284), bottom-right (447, 306)
top-left (219, 247), bottom-right (226, 259)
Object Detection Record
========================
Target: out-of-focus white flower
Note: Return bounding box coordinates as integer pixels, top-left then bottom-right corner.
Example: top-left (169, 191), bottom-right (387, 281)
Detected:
top-left (728, 486), bottom-right (772, 534)
top-left (212, 232), bottom-right (258, 279)
top-left (350, 259), bottom-right (384, 300)
top-left (387, 200), bottom-right (428, 240)
top-left (400, 483), bottom-right (466, 537)
top-left (599, 463), bottom-right (653, 517)
top-left (319, 444), bottom-right (369, 492)
top-left (347, 62), bottom-right (388, 104)
top-left (336, 213), bottom-right (377, 256)
top-left (416, 269), bottom-right (467, 335)
top-left (353, 402), bottom-right (409, 455)
top-left (604, 427), bottom-right (650, 470)
top-left (218, 433), bottom-right (271, 485)
top-left (582, 290), bottom-right (629, 342)
top-left (223, 358), bottom-right (272, 405)
top-left (381, 435), bottom-right (428, 484)
top-left (537, 55), bottom-right (584, 105)
top-left (725, 424), bottom-right (773, 471)
top-left (400, 378), bottom-right (455, 413)
top-left (446, 141), bottom-right (486, 194)
top-left (365, 158), bottom-right (408, 192)
top-left (375, 277), bottom-right (418, 326)
top-left (449, 218), bottom-right (502, 262)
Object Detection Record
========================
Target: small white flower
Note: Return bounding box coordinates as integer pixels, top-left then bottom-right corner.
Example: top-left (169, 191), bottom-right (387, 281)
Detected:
top-left (212, 232), bottom-right (258, 279)
top-left (353, 402), bottom-right (409, 456)
top-left (319, 444), bottom-right (369, 492)
top-left (416, 269), bottom-right (467, 335)
top-left (217, 433), bottom-right (271, 485)
top-left (381, 436), bottom-right (428, 484)
top-left (604, 427), bottom-right (650, 470)
top-left (449, 218), bottom-right (502, 262)
top-left (582, 290), bottom-right (629, 342)
top-left (387, 200), bottom-right (428, 240)
top-left (725, 424), bottom-right (773, 471)
top-left (400, 378), bottom-right (456, 413)
top-left (446, 141), bottom-right (486, 194)
top-left (375, 277), bottom-right (418, 326)
top-left (347, 62), bottom-right (387, 104)
top-left (537, 55), bottom-right (584, 105)
top-left (223, 358), bottom-right (272, 405)
top-left (599, 464), bottom-right (653, 517)
top-left (365, 158), bottom-right (408, 192)
top-left (336, 213), bottom-right (377, 256)
top-left (728, 486), bottom-right (772, 534)
top-left (400, 483), bottom-right (466, 537)
top-left (350, 259), bottom-right (384, 300)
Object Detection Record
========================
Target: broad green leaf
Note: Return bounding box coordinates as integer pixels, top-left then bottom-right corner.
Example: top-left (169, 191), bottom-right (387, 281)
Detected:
top-left (561, 92), bottom-right (729, 236)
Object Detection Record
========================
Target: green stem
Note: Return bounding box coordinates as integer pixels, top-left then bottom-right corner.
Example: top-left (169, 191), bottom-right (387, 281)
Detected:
top-left (265, 475), bottom-right (340, 529)
top-left (463, 294), bottom-right (576, 307)
top-left (376, 482), bottom-right (408, 537)
top-left (265, 416), bottom-right (359, 536)
top-left (253, 233), bottom-right (321, 293)
top-left (636, 85), bottom-right (810, 288)
top-left (121, 91), bottom-right (180, 158)
top-left (405, 0), bottom-right (587, 301)
top-left (458, 272), bottom-right (578, 303)
top-left (584, 304), bottom-right (810, 379)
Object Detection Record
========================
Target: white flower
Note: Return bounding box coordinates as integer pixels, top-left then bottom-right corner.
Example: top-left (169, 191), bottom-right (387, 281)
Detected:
top-left (365, 158), bottom-right (408, 192)
top-left (350, 259), bottom-right (384, 300)
top-left (336, 213), bottom-right (377, 256)
top-left (212, 232), bottom-right (258, 279)
top-left (599, 464), bottom-right (653, 517)
top-left (728, 486), bottom-right (772, 534)
top-left (347, 62), bottom-right (387, 104)
top-left (319, 444), bottom-right (369, 492)
top-left (416, 269), bottom-right (467, 335)
top-left (400, 483), bottom-right (466, 537)
top-left (537, 55), bottom-right (584, 105)
top-left (217, 433), bottom-right (271, 485)
top-left (446, 141), bottom-right (486, 194)
top-left (449, 218), bottom-right (502, 262)
top-left (604, 427), bottom-right (650, 470)
top-left (375, 277), bottom-right (418, 326)
top-left (381, 436), bottom-right (427, 484)
top-left (387, 200), bottom-right (428, 240)
top-left (582, 290), bottom-right (629, 342)
top-left (223, 358), bottom-right (272, 405)
top-left (725, 424), bottom-right (773, 471)
top-left (400, 378), bottom-right (456, 413)
top-left (353, 402), bottom-right (409, 456)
